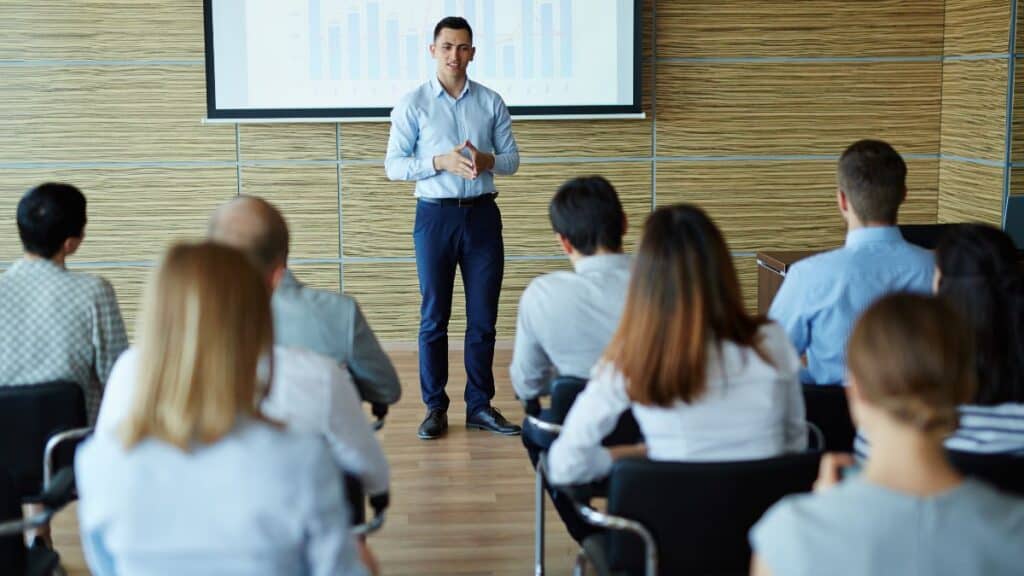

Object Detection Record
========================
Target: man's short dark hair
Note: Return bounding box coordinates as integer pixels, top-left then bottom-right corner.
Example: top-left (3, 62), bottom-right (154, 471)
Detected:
top-left (549, 176), bottom-right (626, 256)
top-left (837, 139), bottom-right (907, 224)
top-left (17, 182), bottom-right (87, 259)
top-left (434, 16), bottom-right (473, 43)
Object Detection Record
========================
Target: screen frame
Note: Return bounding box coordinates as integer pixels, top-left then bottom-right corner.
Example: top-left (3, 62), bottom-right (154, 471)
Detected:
top-left (203, 0), bottom-right (643, 120)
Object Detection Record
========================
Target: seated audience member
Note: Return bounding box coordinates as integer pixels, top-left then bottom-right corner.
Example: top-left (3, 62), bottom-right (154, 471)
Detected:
top-left (769, 140), bottom-right (933, 385)
top-left (511, 175), bottom-right (633, 542)
top-left (547, 204), bottom-right (807, 486)
top-left (208, 195), bottom-right (401, 406)
top-left (511, 175), bottom-right (631, 400)
top-left (97, 240), bottom-right (389, 498)
top-left (751, 293), bottom-right (1024, 576)
top-left (77, 243), bottom-right (376, 576)
top-left (855, 223), bottom-right (1024, 459)
top-left (0, 183), bottom-right (127, 422)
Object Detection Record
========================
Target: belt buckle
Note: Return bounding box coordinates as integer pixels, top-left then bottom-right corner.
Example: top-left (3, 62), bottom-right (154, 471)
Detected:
top-left (457, 196), bottom-right (466, 208)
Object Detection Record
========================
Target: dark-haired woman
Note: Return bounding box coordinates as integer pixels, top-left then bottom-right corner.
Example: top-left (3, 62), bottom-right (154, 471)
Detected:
top-left (548, 204), bottom-right (806, 485)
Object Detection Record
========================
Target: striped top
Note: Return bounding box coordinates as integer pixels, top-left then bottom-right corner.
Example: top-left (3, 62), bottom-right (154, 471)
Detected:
top-left (854, 403), bottom-right (1024, 460)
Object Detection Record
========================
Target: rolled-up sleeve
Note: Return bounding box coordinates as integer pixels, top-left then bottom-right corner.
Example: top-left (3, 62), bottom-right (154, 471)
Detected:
top-left (385, 100), bottom-right (438, 182)
top-left (491, 97), bottom-right (519, 176)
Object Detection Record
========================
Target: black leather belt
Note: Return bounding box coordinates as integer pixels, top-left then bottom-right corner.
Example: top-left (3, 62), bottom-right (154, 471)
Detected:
top-left (418, 193), bottom-right (496, 207)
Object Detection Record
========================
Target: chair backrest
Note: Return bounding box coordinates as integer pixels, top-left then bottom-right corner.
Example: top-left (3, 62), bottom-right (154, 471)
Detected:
top-left (605, 451), bottom-right (822, 576)
top-left (343, 472), bottom-right (366, 525)
top-left (549, 376), bottom-right (588, 424)
top-left (0, 467), bottom-right (26, 575)
top-left (0, 382), bottom-right (86, 498)
top-left (948, 450), bottom-right (1024, 497)
top-left (802, 384), bottom-right (855, 452)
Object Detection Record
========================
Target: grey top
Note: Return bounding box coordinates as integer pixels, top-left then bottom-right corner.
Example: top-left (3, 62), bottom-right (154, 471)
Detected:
top-left (0, 259), bottom-right (128, 422)
top-left (272, 270), bottom-right (401, 405)
top-left (751, 478), bottom-right (1024, 576)
top-left (510, 254), bottom-right (632, 400)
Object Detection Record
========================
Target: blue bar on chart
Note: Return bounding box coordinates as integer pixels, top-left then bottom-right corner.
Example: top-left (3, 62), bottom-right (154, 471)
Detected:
top-left (347, 12), bottom-right (360, 80)
top-left (482, 0), bottom-right (496, 76)
top-left (308, 0), bottom-right (322, 80)
top-left (445, 0), bottom-right (456, 17)
top-left (502, 44), bottom-right (515, 78)
top-left (521, 0), bottom-right (533, 79)
top-left (560, 0), bottom-right (572, 76)
top-left (406, 33), bottom-right (420, 80)
top-left (387, 19), bottom-right (400, 79)
top-left (328, 25), bottom-right (341, 81)
top-left (367, 2), bottom-right (380, 80)
top-left (540, 3), bottom-right (553, 78)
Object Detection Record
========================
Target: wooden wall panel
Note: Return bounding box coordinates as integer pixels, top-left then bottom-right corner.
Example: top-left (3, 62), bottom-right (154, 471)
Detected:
top-left (657, 159), bottom-right (939, 252)
top-left (735, 256), bottom-right (758, 313)
top-left (656, 1), bottom-right (944, 58)
top-left (0, 66), bottom-right (235, 163)
top-left (943, 0), bottom-right (1011, 55)
top-left (341, 124), bottom-right (391, 160)
top-left (289, 264), bottom-right (341, 293)
top-left (940, 60), bottom-right (1009, 161)
top-left (240, 166), bottom-right (339, 261)
top-left (345, 259), bottom-right (569, 341)
top-left (239, 124), bottom-right (338, 161)
top-left (0, 167), bottom-right (237, 263)
top-left (655, 62), bottom-right (942, 156)
top-left (938, 162), bottom-right (1005, 225)
top-left (1012, 169), bottom-right (1024, 197)
top-left (0, 0), bottom-right (203, 61)
top-left (1012, 63), bottom-right (1024, 162)
top-left (343, 162), bottom-right (650, 258)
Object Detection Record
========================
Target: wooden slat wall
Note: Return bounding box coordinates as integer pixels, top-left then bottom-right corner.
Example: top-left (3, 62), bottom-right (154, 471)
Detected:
top-left (5, 0), bottom-right (1015, 342)
top-left (938, 1), bottom-right (1012, 225)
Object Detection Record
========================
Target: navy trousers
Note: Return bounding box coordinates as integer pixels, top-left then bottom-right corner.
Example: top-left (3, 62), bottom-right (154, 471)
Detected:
top-left (414, 196), bottom-right (503, 417)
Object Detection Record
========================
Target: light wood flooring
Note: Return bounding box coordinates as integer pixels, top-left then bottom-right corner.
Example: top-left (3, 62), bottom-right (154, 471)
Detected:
top-left (51, 347), bottom-right (580, 575)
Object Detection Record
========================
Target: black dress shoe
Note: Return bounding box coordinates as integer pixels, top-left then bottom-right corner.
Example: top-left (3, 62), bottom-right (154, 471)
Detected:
top-left (466, 407), bottom-right (522, 436)
top-left (418, 409), bottom-right (448, 440)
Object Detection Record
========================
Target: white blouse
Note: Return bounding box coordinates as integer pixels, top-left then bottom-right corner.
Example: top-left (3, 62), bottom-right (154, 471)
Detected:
top-left (547, 322), bottom-right (807, 485)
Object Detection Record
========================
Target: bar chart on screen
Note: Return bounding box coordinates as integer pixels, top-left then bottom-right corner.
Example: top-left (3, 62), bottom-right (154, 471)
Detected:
top-left (227, 0), bottom-right (631, 111)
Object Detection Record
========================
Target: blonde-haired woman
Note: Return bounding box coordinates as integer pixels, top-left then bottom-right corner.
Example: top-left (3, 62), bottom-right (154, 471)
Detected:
top-left (75, 243), bottom-right (372, 576)
top-left (751, 293), bottom-right (1024, 576)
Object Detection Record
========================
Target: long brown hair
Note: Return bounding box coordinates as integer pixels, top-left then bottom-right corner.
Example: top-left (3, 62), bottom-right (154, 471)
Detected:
top-left (605, 204), bottom-right (769, 407)
top-left (848, 293), bottom-right (976, 434)
top-left (121, 242), bottom-right (274, 450)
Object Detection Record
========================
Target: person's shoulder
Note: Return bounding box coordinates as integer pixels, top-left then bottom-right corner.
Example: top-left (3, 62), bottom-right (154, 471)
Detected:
top-left (392, 81), bottom-right (432, 114)
top-left (755, 321), bottom-right (801, 371)
top-left (279, 279), bottom-right (358, 315)
top-left (788, 247), bottom-right (850, 278)
top-left (65, 268), bottom-right (117, 298)
top-left (957, 479), bottom-right (1024, 527)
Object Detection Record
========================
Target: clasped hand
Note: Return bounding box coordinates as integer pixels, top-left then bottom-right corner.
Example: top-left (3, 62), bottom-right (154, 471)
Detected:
top-left (435, 140), bottom-right (494, 180)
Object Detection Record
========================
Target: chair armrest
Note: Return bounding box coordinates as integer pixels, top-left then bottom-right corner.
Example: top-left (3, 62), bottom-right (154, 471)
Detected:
top-left (353, 491), bottom-right (389, 537)
top-left (807, 421), bottom-right (825, 451)
top-left (44, 426), bottom-right (92, 489)
top-left (573, 502), bottom-right (658, 576)
top-left (525, 414), bottom-right (563, 435)
top-left (371, 403), bottom-right (388, 432)
top-left (522, 397), bottom-right (542, 417)
top-left (0, 468), bottom-right (77, 536)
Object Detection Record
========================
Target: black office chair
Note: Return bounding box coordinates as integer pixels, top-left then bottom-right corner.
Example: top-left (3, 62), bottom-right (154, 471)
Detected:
top-left (0, 382), bottom-right (89, 500)
top-left (0, 468), bottom-right (26, 575)
top-left (802, 384), bottom-right (855, 452)
top-left (345, 401), bottom-right (391, 536)
top-left (948, 450), bottom-right (1024, 497)
top-left (566, 451), bottom-right (822, 576)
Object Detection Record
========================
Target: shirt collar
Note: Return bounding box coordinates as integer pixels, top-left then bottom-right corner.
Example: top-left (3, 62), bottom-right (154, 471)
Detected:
top-left (845, 226), bottom-right (904, 248)
top-left (277, 269), bottom-right (301, 291)
top-left (573, 253), bottom-right (631, 275)
top-left (8, 257), bottom-right (65, 275)
top-left (431, 76), bottom-right (472, 100)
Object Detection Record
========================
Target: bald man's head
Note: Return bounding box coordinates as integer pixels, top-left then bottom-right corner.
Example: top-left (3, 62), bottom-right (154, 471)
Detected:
top-left (208, 195), bottom-right (290, 275)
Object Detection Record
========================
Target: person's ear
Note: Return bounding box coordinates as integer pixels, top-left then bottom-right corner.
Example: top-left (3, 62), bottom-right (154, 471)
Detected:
top-left (555, 233), bottom-right (573, 256)
top-left (468, 46), bottom-right (476, 62)
top-left (268, 261), bottom-right (287, 291)
top-left (63, 236), bottom-right (83, 258)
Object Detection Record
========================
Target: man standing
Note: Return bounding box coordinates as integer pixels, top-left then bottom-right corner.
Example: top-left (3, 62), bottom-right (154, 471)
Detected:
top-left (386, 17), bottom-right (521, 439)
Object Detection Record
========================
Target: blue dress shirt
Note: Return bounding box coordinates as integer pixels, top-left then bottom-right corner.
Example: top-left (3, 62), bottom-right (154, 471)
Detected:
top-left (769, 227), bottom-right (934, 385)
top-left (385, 77), bottom-right (519, 199)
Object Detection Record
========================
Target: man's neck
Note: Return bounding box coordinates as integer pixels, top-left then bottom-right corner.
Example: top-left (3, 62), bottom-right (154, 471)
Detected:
top-left (568, 247), bottom-right (621, 266)
top-left (846, 218), bottom-right (896, 233)
top-left (437, 74), bottom-right (468, 99)
top-left (24, 252), bottom-right (64, 268)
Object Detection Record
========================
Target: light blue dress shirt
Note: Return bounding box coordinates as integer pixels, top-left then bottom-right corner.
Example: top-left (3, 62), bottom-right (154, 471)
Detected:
top-left (769, 227), bottom-right (934, 385)
top-left (76, 420), bottom-right (367, 576)
top-left (385, 76), bottom-right (519, 199)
